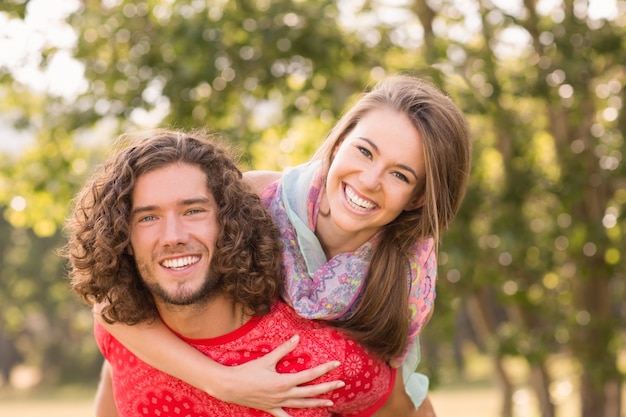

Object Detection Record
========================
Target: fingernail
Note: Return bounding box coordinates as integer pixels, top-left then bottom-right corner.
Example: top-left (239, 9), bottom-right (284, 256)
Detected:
top-left (290, 334), bottom-right (300, 343)
top-left (332, 361), bottom-right (341, 368)
top-left (337, 381), bottom-right (345, 388)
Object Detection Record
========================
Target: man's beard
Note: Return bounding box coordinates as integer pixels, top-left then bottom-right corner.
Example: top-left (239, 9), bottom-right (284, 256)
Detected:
top-left (137, 261), bottom-right (221, 306)
top-left (144, 276), bottom-right (220, 306)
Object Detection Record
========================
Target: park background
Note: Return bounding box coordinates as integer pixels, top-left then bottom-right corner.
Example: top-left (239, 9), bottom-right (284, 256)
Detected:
top-left (0, 0), bottom-right (624, 416)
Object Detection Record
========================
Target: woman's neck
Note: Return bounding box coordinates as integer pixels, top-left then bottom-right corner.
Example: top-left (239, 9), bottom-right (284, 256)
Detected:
top-left (315, 214), bottom-right (376, 259)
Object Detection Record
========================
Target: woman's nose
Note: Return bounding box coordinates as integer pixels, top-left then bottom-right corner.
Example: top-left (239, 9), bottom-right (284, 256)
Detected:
top-left (359, 166), bottom-right (383, 190)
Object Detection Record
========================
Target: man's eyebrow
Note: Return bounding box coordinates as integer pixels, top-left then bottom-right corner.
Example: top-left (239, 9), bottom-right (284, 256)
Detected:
top-left (180, 197), bottom-right (213, 206)
top-left (131, 205), bottom-right (158, 217)
top-left (131, 197), bottom-right (213, 216)
top-left (357, 136), bottom-right (420, 181)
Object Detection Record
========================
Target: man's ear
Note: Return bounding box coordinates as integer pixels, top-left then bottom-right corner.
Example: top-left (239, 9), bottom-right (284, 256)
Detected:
top-left (404, 194), bottom-right (425, 211)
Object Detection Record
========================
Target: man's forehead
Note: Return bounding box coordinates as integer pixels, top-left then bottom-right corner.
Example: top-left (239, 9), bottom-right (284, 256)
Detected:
top-left (132, 163), bottom-right (213, 207)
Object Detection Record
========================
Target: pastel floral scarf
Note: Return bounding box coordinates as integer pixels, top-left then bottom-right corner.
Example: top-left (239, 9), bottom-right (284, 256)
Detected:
top-left (260, 161), bottom-right (437, 364)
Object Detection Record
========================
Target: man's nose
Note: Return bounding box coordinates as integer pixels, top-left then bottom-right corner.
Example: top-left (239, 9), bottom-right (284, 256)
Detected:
top-left (160, 215), bottom-right (188, 246)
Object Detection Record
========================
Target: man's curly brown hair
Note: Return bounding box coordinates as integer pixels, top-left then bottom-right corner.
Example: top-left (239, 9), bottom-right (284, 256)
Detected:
top-left (62, 128), bottom-right (283, 325)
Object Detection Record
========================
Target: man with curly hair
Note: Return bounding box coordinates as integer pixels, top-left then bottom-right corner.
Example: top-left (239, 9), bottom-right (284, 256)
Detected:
top-left (63, 129), bottom-right (398, 417)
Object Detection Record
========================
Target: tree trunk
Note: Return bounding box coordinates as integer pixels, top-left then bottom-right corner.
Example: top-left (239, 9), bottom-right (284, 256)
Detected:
top-left (603, 378), bottom-right (622, 417)
top-left (493, 356), bottom-right (514, 417)
top-left (529, 364), bottom-right (555, 417)
top-left (571, 265), bottom-right (620, 417)
top-left (465, 293), bottom-right (514, 417)
top-left (579, 372), bottom-right (622, 417)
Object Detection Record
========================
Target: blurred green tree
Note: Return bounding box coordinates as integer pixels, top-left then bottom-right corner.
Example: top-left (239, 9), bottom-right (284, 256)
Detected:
top-left (0, 1), bottom-right (624, 416)
top-left (417, 1), bottom-right (626, 417)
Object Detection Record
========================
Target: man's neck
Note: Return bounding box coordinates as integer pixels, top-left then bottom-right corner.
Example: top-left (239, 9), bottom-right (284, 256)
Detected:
top-left (155, 296), bottom-right (244, 339)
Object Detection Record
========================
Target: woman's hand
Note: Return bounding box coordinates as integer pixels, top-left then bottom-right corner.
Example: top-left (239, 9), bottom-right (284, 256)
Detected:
top-left (214, 335), bottom-right (345, 417)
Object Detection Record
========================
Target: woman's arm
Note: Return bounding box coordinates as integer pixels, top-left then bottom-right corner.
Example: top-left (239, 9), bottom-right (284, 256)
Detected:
top-left (94, 310), bottom-right (343, 416)
top-left (243, 170), bottom-right (282, 194)
top-left (94, 361), bottom-right (119, 417)
top-left (372, 374), bottom-right (436, 417)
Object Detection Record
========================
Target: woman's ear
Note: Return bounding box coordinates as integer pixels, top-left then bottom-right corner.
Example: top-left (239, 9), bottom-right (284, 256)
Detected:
top-left (331, 139), bottom-right (344, 159)
top-left (404, 194), bottom-right (425, 211)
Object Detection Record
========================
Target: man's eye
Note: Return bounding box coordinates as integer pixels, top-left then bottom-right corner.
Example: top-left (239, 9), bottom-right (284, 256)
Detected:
top-left (186, 209), bottom-right (204, 215)
top-left (139, 215), bottom-right (156, 222)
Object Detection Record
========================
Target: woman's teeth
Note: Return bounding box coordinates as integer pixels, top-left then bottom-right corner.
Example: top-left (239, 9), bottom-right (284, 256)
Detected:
top-left (345, 185), bottom-right (376, 210)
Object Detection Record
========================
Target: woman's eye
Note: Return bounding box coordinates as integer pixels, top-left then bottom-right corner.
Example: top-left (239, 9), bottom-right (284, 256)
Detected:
top-left (357, 146), bottom-right (372, 158)
top-left (392, 172), bottom-right (410, 183)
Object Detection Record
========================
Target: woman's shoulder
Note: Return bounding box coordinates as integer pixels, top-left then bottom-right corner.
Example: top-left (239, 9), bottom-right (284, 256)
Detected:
top-left (412, 237), bottom-right (436, 263)
top-left (243, 170), bottom-right (282, 194)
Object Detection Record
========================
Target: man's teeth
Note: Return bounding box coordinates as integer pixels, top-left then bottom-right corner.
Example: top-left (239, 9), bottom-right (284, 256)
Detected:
top-left (162, 256), bottom-right (200, 269)
top-left (345, 185), bottom-right (376, 210)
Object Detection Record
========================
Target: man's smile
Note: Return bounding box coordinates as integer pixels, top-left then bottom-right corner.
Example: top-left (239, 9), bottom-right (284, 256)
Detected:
top-left (161, 255), bottom-right (201, 270)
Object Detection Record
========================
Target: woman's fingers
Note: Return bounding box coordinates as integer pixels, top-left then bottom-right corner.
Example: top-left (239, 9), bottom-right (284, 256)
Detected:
top-left (226, 334), bottom-right (345, 411)
top-left (257, 335), bottom-right (343, 389)
top-left (275, 380), bottom-right (346, 408)
top-left (258, 334), bottom-right (301, 367)
top-left (280, 360), bottom-right (343, 388)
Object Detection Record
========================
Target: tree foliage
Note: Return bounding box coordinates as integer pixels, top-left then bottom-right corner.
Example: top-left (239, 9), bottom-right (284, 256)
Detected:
top-left (0, 1), bottom-right (625, 415)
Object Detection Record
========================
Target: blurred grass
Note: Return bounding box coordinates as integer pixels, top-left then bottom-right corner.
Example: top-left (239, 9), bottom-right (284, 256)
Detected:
top-left (0, 349), bottom-right (583, 417)
top-left (0, 383), bottom-right (581, 417)
top-left (0, 385), bottom-right (499, 417)
top-left (0, 376), bottom-right (505, 416)
top-left (0, 384), bottom-right (97, 417)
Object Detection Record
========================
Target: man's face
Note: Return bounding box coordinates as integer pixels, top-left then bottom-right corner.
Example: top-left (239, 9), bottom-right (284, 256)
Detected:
top-left (129, 162), bottom-right (221, 306)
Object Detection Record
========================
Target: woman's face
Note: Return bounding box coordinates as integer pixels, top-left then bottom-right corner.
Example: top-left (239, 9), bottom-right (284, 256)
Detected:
top-left (324, 107), bottom-right (426, 240)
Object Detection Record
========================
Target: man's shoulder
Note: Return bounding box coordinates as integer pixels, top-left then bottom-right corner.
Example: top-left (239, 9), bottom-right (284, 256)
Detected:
top-left (262, 302), bottom-right (396, 417)
top-left (265, 301), bottom-right (331, 332)
top-left (93, 320), bottom-right (112, 357)
top-left (261, 301), bottom-right (386, 375)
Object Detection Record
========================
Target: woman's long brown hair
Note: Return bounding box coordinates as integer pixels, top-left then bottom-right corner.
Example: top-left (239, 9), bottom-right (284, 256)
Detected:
top-left (313, 75), bottom-right (472, 361)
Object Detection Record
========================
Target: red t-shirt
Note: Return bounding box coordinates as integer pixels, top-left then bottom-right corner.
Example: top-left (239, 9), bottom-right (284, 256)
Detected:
top-left (96, 301), bottom-right (395, 417)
